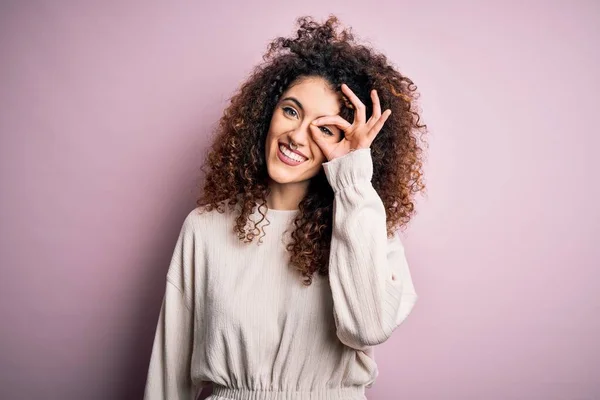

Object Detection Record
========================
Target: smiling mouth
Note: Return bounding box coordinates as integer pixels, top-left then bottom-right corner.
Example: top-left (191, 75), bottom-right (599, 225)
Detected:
top-left (277, 143), bottom-right (308, 165)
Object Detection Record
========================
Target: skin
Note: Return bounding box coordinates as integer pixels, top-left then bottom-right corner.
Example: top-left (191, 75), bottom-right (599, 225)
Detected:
top-left (265, 76), bottom-right (391, 210)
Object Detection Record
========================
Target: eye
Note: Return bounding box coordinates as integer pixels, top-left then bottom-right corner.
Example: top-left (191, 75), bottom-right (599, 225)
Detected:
top-left (282, 106), bottom-right (298, 118)
top-left (282, 106), bottom-right (335, 136)
top-left (319, 126), bottom-right (334, 136)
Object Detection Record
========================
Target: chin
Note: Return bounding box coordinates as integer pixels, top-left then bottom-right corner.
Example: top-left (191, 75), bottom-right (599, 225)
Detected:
top-left (267, 168), bottom-right (307, 185)
top-left (267, 159), bottom-right (316, 185)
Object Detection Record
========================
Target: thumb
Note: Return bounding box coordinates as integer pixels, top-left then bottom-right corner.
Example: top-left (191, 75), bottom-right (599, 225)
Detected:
top-left (309, 123), bottom-right (332, 157)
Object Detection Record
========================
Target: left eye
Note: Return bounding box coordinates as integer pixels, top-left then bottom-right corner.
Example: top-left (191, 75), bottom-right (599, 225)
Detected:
top-left (320, 127), bottom-right (333, 136)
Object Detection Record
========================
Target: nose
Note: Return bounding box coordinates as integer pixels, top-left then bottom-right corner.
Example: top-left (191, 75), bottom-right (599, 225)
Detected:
top-left (288, 121), bottom-right (312, 148)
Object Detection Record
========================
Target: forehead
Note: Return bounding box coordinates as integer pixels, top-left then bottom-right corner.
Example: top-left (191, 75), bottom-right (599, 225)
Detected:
top-left (281, 77), bottom-right (341, 115)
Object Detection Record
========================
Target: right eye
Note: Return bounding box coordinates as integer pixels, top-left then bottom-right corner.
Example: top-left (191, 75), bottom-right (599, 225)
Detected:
top-left (282, 106), bottom-right (298, 118)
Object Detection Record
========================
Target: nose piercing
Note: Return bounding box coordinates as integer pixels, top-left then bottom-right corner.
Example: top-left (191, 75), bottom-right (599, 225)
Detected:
top-left (289, 141), bottom-right (298, 150)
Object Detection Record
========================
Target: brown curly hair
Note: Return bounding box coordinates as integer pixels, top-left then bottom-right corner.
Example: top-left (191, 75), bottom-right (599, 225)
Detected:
top-left (197, 14), bottom-right (427, 286)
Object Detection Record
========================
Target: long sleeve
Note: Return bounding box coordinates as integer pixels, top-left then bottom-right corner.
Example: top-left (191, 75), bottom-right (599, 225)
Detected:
top-left (322, 148), bottom-right (418, 350)
top-left (144, 212), bottom-right (204, 400)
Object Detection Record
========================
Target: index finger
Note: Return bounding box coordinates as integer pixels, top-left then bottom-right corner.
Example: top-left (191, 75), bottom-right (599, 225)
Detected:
top-left (311, 115), bottom-right (352, 132)
top-left (341, 84), bottom-right (366, 126)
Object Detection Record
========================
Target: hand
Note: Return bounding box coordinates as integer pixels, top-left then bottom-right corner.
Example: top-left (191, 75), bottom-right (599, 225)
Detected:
top-left (309, 83), bottom-right (392, 161)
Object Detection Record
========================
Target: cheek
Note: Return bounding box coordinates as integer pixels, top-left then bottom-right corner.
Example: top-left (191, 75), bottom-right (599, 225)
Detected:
top-left (265, 124), bottom-right (275, 142)
top-left (309, 140), bottom-right (327, 163)
top-left (265, 115), bottom-right (279, 139)
top-left (266, 124), bottom-right (280, 149)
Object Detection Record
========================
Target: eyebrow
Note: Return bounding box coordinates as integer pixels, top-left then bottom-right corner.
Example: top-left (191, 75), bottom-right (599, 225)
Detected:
top-left (281, 97), bottom-right (304, 112)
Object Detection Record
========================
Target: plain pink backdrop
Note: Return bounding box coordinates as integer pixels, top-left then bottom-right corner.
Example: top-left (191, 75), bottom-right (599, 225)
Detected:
top-left (1, 1), bottom-right (598, 399)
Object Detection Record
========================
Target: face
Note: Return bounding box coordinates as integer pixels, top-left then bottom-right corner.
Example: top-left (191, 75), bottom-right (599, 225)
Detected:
top-left (265, 76), bottom-right (344, 187)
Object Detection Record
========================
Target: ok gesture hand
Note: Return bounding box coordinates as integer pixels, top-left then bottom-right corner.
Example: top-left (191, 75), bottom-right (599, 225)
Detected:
top-left (309, 83), bottom-right (392, 161)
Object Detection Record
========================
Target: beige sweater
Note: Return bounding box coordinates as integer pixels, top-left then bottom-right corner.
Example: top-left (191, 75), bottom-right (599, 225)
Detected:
top-left (143, 148), bottom-right (418, 400)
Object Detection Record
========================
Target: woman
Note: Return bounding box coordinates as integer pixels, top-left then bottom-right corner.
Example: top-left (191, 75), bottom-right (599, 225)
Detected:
top-left (144, 14), bottom-right (427, 400)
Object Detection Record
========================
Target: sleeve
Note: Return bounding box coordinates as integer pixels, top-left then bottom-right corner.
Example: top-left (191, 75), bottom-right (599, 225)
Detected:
top-left (322, 148), bottom-right (418, 350)
top-left (143, 211), bottom-right (206, 400)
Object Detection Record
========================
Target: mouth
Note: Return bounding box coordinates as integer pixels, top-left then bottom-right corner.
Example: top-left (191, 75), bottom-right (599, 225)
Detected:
top-left (277, 142), bottom-right (308, 166)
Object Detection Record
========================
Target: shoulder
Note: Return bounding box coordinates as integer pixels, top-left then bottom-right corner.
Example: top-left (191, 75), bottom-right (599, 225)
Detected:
top-left (180, 201), bottom-right (236, 237)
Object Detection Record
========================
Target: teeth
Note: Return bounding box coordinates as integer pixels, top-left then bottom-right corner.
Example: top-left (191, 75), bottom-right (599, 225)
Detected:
top-left (279, 144), bottom-right (307, 162)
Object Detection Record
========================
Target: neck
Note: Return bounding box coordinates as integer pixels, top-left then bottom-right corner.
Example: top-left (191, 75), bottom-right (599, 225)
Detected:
top-left (266, 179), bottom-right (308, 210)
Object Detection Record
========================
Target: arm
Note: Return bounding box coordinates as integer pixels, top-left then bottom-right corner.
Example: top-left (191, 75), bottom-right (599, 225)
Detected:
top-left (323, 148), bottom-right (418, 350)
top-left (144, 212), bottom-right (204, 400)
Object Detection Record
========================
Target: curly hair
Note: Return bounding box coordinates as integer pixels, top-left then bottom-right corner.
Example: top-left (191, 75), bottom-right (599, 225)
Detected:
top-left (197, 14), bottom-right (427, 286)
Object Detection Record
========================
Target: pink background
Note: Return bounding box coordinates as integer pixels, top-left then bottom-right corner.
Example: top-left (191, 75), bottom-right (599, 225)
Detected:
top-left (1, 1), bottom-right (598, 399)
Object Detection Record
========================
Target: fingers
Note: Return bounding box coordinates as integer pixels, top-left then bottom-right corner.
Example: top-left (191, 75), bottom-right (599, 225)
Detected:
top-left (368, 109), bottom-right (392, 140)
top-left (311, 115), bottom-right (352, 132)
top-left (341, 84), bottom-right (366, 126)
top-left (315, 85), bottom-right (391, 146)
top-left (370, 89), bottom-right (382, 122)
top-left (343, 85), bottom-right (384, 130)
top-left (308, 124), bottom-right (334, 160)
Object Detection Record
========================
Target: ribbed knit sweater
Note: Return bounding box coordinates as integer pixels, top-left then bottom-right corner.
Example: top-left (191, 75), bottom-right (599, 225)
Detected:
top-left (143, 148), bottom-right (418, 400)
